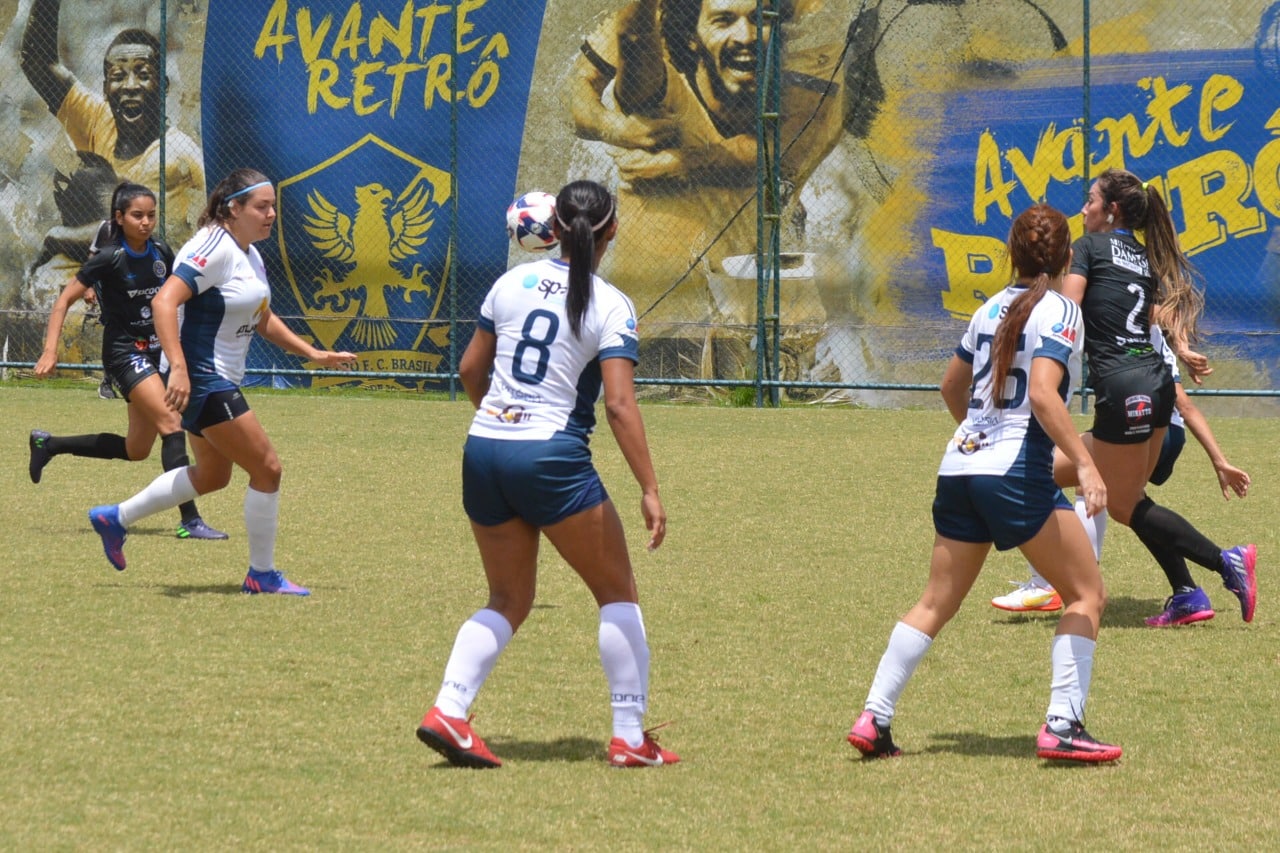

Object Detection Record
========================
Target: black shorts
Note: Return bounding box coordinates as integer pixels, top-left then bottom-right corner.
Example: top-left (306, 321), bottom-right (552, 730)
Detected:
top-left (102, 344), bottom-right (162, 402)
top-left (1090, 362), bottom-right (1175, 444)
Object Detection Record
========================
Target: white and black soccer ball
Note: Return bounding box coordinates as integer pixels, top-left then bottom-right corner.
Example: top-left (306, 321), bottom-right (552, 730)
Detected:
top-left (506, 191), bottom-right (558, 252)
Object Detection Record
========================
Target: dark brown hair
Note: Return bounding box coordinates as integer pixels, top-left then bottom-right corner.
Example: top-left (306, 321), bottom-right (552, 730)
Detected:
top-left (990, 204), bottom-right (1071, 405)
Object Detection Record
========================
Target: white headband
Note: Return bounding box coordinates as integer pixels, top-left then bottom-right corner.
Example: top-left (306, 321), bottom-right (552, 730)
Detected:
top-left (225, 180), bottom-right (272, 201)
top-left (555, 199), bottom-right (614, 233)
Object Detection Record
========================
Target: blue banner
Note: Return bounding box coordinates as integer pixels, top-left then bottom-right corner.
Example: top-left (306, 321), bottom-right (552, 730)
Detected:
top-left (924, 48), bottom-right (1280, 357)
top-left (202, 0), bottom-right (546, 387)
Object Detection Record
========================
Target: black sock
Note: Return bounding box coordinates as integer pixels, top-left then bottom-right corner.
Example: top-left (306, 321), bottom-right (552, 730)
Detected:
top-left (161, 432), bottom-right (200, 524)
top-left (1129, 496), bottom-right (1223, 574)
top-left (45, 433), bottom-right (128, 460)
top-left (1131, 524), bottom-right (1196, 592)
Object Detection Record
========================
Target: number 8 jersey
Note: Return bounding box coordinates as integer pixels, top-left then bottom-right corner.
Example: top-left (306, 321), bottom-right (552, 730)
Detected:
top-left (939, 285), bottom-right (1083, 478)
top-left (468, 258), bottom-right (640, 441)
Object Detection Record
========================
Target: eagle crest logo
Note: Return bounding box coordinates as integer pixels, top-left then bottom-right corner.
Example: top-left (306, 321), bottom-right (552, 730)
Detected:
top-left (303, 181), bottom-right (434, 348)
top-left (276, 134), bottom-right (451, 353)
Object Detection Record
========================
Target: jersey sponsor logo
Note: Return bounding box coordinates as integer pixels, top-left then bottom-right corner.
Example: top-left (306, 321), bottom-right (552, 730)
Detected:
top-left (186, 253), bottom-right (209, 268)
top-left (537, 278), bottom-right (567, 300)
top-left (1126, 394), bottom-right (1154, 426)
top-left (1050, 322), bottom-right (1077, 344)
top-left (1109, 238), bottom-right (1149, 276)
top-left (955, 430), bottom-right (989, 454)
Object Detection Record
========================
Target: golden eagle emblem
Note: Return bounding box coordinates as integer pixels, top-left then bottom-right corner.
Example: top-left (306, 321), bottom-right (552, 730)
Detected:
top-left (302, 181), bottom-right (434, 348)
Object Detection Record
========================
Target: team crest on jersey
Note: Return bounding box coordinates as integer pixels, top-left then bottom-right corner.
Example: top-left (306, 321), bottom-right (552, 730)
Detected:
top-left (276, 134), bottom-right (452, 373)
top-left (152, 259), bottom-right (167, 278)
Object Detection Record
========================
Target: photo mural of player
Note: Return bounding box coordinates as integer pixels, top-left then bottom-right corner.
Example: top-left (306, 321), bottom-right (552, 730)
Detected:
top-left (521, 0), bottom-right (1280, 399)
top-left (201, 0), bottom-right (546, 389)
top-left (0, 0), bottom-right (204, 366)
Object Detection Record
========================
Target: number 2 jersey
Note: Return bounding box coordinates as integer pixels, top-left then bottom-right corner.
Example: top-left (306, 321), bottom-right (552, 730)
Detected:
top-left (939, 285), bottom-right (1083, 478)
top-left (468, 257), bottom-right (640, 441)
top-left (170, 225), bottom-right (271, 386)
top-left (1071, 230), bottom-right (1163, 380)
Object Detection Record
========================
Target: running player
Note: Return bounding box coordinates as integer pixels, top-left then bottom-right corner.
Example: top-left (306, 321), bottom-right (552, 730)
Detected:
top-left (30, 181), bottom-right (225, 539)
top-left (87, 169), bottom-right (356, 593)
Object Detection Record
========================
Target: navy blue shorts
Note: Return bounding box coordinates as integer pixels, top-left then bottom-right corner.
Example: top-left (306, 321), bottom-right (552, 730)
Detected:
top-left (933, 473), bottom-right (1071, 551)
top-left (462, 433), bottom-right (607, 527)
top-left (183, 380), bottom-right (249, 436)
top-left (1148, 424), bottom-right (1186, 486)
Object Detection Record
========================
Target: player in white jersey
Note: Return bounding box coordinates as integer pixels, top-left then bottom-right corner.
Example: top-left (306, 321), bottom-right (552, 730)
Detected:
top-left (995, 324), bottom-right (1252, 625)
top-left (417, 180), bottom-right (678, 770)
top-left (848, 205), bottom-right (1122, 763)
top-left (88, 169), bottom-right (356, 595)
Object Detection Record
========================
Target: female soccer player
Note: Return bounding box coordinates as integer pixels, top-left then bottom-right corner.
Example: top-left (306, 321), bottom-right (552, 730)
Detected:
top-left (30, 182), bottom-right (225, 540)
top-left (87, 169), bottom-right (356, 594)
top-left (415, 180), bottom-right (677, 769)
top-left (992, 325), bottom-right (1251, 625)
top-left (1057, 169), bottom-right (1255, 624)
top-left (848, 204), bottom-right (1122, 763)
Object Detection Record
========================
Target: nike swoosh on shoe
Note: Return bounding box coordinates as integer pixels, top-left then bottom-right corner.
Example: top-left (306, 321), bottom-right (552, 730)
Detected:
top-left (438, 717), bottom-right (473, 749)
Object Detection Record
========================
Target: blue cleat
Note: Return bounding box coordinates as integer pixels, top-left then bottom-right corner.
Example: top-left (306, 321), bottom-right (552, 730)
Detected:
top-left (242, 568), bottom-right (310, 596)
top-left (176, 517), bottom-right (230, 540)
top-left (1220, 544), bottom-right (1257, 623)
top-left (89, 504), bottom-right (127, 571)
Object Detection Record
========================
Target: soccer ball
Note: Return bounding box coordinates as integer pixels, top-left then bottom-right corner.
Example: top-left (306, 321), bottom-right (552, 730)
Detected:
top-left (506, 191), bottom-right (558, 252)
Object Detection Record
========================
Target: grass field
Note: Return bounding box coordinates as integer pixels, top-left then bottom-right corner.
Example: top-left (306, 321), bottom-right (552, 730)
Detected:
top-left (2, 383), bottom-right (1277, 850)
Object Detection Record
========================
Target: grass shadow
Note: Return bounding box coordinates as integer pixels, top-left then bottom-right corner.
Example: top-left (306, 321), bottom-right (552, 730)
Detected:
top-left (158, 583), bottom-right (246, 598)
top-left (421, 735), bottom-right (601, 768)
top-left (921, 731), bottom-right (1028, 758)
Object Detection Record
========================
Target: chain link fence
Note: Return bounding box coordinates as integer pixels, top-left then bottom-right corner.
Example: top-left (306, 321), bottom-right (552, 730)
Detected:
top-left (2, 0), bottom-right (1279, 407)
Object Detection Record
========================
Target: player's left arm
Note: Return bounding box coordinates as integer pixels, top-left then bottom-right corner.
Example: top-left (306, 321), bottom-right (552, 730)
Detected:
top-left (1174, 382), bottom-right (1250, 499)
top-left (256, 308), bottom-right (356, 368)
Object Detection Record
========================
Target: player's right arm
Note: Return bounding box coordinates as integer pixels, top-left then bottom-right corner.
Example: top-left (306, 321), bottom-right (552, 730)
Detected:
top-left (34, 275), bottom-right (91, 378)
top-left (19, 0), bottom-right (74, 115)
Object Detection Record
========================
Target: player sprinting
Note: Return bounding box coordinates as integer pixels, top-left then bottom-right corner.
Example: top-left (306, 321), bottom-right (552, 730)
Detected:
top-left (29, 181), bottom-right (226, 540)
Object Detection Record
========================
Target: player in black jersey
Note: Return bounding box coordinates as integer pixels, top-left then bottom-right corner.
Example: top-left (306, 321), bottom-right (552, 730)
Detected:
top-left (29, 181), bottom-right (226, 541)
top-left (1055, 168), bottom-right (1255, 625)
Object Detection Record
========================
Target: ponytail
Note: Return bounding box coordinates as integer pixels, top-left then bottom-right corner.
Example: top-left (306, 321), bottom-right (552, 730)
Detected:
top-left (553, 180), bottom-right (616, 338)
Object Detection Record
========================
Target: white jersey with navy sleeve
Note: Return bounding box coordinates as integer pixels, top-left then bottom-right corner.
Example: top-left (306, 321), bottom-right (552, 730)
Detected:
top-left (1150, 325), bottom-right (1185, 429)
top-left (170, 226), bottom-right (270, 386)
top-left (939, 285), bottom-right (1083, 477)
top-left (468, 257), bottom-right (639, 441)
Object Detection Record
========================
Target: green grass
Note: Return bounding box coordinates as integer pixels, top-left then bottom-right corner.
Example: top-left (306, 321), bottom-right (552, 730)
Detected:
top-left (2, 385), bottom-right (1277, 850)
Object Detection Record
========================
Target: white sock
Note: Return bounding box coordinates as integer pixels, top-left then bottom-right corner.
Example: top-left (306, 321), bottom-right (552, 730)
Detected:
top-left (1046, 633), bottom-right (1095, 725)
top-left (245, 487), bottom-right (279, 572)
top-left (118, 467), bottom-right (197, 527)
top-left (864, 622), bottom-right (932, 726)
top-left (1074, 495), bottom-right (1107, 562)
top-left (599, 602), bottom-right (650, 747)
top-left (435, 609), bottom-right (514, 719)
